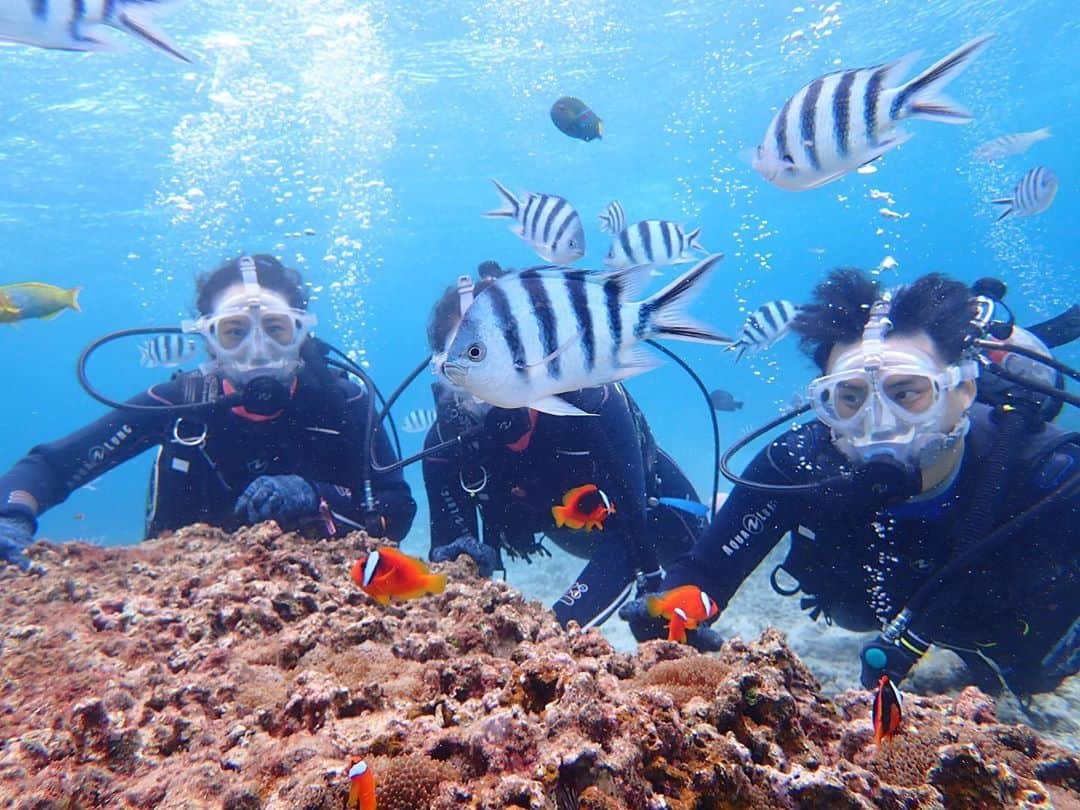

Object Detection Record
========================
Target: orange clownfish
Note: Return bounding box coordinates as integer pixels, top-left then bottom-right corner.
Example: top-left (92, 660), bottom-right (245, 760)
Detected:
top-left (551, 484), bottom-right (614, 532)
top-left (645, 585), bottom-right (719, 643)
top-left (347, 757), bottom-right (376, 809)
top-left (872, 674), bottom-right (903, 746)
top-left (350, 546), bottom-right (448, 605)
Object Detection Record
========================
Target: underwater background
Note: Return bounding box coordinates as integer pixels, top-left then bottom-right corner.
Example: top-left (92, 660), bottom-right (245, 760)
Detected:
top-left (0, 0), bottom-right (1076, 673)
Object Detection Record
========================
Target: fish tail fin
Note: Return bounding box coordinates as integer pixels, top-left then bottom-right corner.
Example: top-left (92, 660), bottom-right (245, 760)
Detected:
top-left (1035, 126), bottom-right (1052, 139)
top-left (112, 2), bottom-right (191, 63)
top-left (484, 178), bottom-right (520, 219)
top-left (552, 505), bottom-right (568, 528)
top-left (990, 198), bottom-right (1013, 221)
top-left (138, 344), bottom-right (152, 368)
top-left (686, 227), bottom-right (707, 254)
top-left (644, 594), bottom-right (663, 617)
top-left (642, 254), bottom-right (733, 345)
top-left (68, 287), bottom-right (82, 312)
top-left (893, 34), bottom-right (993, 124)
top-left (427, 572), bottom-right (449, 594)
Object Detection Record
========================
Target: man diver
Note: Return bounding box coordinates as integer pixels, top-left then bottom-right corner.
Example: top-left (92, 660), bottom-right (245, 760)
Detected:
top-left (421, 265), bottom-right (709, 630)
top-left (0, 255), bottom-right (416, 569)
top-left (622, 269), bottom-right (1080, 698)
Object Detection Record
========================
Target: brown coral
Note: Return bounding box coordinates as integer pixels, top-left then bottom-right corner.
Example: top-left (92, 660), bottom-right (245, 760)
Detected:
top-left (370, 753), bottom-right (458, 810)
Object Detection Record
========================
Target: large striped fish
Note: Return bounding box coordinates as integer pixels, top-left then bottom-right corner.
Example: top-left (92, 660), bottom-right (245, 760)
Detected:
top-left (727, 299), bottom-right (799, 362)
top-left (604, 219), bottom-right (706, 271)
top-left (483, 179), bottom-right (585, 265)
top-left (753, 34), bottom-right (993, 191)
top-left (439, 254), bottom-right (731, 415)
top-left (991, 166), bottom-right (1058, 221)
top-left (0, 0), bottom-right (190, 62)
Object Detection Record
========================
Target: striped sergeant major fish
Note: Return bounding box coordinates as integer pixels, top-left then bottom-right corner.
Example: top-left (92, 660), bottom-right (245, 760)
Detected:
top-left (484, 179), bottom-right (585, 265)
top-left (604, 219), bottom-right (706, 271)
top-left (727, 299), bottom-right (800, 362)
top-left (753, 34), bottom-right (993, 191)
top-left (400, 408), bottom-right (437, 434)
top-left (598, 200), bottom-right (626, 235)
top-left (0, 0), bottom-right (190, 62)
top-left (138, 334), bottom-right (198, 368)
top-left (974, 127), bottom-right (1051, 162)
top-left (440, 254), bottom-right (732, 415)
top-left (991, 166), bottom-right (1058, 222)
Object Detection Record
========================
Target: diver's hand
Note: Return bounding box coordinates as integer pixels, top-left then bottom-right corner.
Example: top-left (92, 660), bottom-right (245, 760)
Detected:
top-left (860, 634), bottom-right (923, 689)
top-left (234, 475), bottom-right (319, 528)
top-left (0, 515), bottom-right (34, 571)
top-left (430, 535), bottom-right (498, 578)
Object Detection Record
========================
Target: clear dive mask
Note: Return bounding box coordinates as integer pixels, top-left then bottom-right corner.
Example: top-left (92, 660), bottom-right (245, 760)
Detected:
top-left (183, 256), bottom-right (317, 383)
top-left (806, 292), bottom-right (979, 464)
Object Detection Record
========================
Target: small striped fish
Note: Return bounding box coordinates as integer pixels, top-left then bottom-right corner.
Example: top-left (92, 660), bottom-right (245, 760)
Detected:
top-left (728, 299), bottom-right (799, 362)
top-left (138, 334), bottom-right (198, 368)
top-left (484, 179), bottom-right (585, 265)
top-left (974, 127), bottom-right (1051, 162)
top-left (0, 0), bottom-right (190, 62)
top-left (440, 254), bottom-right (731, 415)
top-left (991, 166), bottom-right (1058, 222)
top-left (400, 408), bottom-right (437, 434)
top-left (753, 34), bottom-right (993, 191)
top-left (604, 220), bottom-right (706, 271)
top-left (598, 200), bottom-right (626, 235)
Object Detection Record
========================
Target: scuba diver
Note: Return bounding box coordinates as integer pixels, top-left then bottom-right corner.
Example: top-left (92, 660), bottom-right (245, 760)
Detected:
top-left (622, 269), bottom-right (1080, 699)
top-left (421, 264), bottom-right (709, 630)
top-left (0, 254), bottom-right (416, 569)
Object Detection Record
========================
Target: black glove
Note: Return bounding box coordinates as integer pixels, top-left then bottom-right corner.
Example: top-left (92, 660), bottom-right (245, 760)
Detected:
top-left (860, 632), bottom-right (927, 689)
top-left (0, 515), bottom-right (34, 570)
top-left (618, 596), bottom-right (724, 652)
top-left (430, 535), bottom-right (499, 578)
top-left (234, 475), bottom-right (319, 527)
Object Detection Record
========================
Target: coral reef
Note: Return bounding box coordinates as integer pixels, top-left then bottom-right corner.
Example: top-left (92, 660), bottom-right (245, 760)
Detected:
top-left (0, 523), bottom-right (1076, 809)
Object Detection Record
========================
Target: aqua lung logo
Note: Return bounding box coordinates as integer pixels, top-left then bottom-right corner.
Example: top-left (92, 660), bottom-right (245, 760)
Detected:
top-left (67, 424), bottom-right (134, 488)
top-left (722, 500), bottom-right (778, 556)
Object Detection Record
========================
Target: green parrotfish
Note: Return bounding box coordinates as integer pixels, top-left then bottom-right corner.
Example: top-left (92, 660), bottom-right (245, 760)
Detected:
top-left (550, 96), bottom-right (602, 142)
top-left (0, 283), bottom-right (82, 323)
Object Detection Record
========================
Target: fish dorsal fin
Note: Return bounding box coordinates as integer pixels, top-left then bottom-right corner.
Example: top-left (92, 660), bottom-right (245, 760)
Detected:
top-left (519, 328), bottom-right (584, 370)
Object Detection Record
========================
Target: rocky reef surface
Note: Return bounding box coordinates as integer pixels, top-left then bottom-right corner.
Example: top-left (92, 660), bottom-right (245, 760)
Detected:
top-left (1, 524), bottom-right (1077, 809)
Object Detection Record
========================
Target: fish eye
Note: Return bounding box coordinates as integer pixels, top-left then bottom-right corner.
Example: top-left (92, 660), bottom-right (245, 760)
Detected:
top-left (466, 343), bottom-right (486, 362)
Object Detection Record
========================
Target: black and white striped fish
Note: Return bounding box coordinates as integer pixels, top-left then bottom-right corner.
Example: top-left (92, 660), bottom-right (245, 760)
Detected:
top-left (991, 166), bottom-right (1058, 221)
top-left (0, 0), bottom-right (190, 62)
top-left (439, 254), bottom-right (731, 415)
top-left (604, 220), bottom-right (706, 271)
top-left (727, 299), bottom-right (800, 362)
top-left (138, 334), bottom-right (198, 368)
top-left (598, 200), bottom-right (626, 235)
top-left (974, 127), bottom-right (1051, 162)
top-left (753, 34), bottom-right (993, 191)
top-left (484, 179), bottom-right (585, 265)
top-left (400, 408), bottom-right (437, 434)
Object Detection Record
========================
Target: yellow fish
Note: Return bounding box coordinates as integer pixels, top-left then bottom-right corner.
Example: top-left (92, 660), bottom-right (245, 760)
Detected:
top-left (0, 283), bottom-right (81, 323)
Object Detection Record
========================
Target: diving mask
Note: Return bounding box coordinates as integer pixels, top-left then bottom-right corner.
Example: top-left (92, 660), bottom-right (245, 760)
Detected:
top-left (183, 256), bottom-right (317, 383)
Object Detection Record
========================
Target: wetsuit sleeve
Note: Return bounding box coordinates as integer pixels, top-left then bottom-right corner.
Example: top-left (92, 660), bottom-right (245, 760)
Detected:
top-left (422, 424), bottom-right (481, 553)
top-left (661, 445), bottom-right (796, 613)
top-left (551, 386), bottom-right (652, 628)
top-left (0, 385), bottom-right (177, 526)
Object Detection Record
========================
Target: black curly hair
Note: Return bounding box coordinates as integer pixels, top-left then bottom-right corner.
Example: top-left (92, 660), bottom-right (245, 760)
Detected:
top-left (195, 254), bottom-right (307, 315)
top-left (793, 268), bottom-right (976, 371)
top-left (426, 260), bottom-right (511, 353)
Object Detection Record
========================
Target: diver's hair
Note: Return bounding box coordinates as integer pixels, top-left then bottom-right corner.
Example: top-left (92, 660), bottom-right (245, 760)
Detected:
top-left (195, 254), bottom-right (307, 315)
top-left (426, 260), bottom-right (509, 352)
top-left (793, 268), bottom-right (976, 370)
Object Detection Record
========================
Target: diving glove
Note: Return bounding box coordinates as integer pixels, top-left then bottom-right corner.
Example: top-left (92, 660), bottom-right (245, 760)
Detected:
top-left (0, 515), bottom-right (34, 570)
top-left (234, 475), bottom-right (319, 528)
top-left (430, 534), bottom-right (499, 578)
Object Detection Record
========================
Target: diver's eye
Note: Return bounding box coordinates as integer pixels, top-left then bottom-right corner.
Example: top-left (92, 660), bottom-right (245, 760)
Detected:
top-left (466, 343), bottom-right (486, 362)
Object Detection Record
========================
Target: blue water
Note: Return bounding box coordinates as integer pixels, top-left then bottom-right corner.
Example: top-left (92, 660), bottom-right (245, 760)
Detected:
top-left (0, 0), bottom-right (1076, 550)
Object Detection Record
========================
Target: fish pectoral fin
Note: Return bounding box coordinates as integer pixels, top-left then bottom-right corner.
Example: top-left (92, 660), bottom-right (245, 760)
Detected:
top-left (528, 396), bottom-right (595, 417)
top-left (519, 329), bottom-right (584, 370)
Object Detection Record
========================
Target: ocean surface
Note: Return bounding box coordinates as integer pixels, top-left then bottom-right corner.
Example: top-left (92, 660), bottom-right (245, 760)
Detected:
top-left (0, 0), bottom-right (1076, 736)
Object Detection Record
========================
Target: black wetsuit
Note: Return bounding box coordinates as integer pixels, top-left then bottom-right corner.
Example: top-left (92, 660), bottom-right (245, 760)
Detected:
top-left (0, 367), bottom-right (416, 541)
top-left (423, 384), bottom-right (706, 628)
top-left (663, 403), bottom-right (1080, 695)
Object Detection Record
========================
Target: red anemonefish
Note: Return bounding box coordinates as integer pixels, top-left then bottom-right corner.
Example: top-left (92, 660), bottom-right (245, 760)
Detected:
top-left (551, 484), bottom-right (615, 532)
top-left (346, 757), bottom-right (376, 809)
top-left (872, 674), bottom-right (903, 746)
top-left (645, 585), bottom-right (719, 643)
top-left (350, 546), bottom-right (448, 605)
